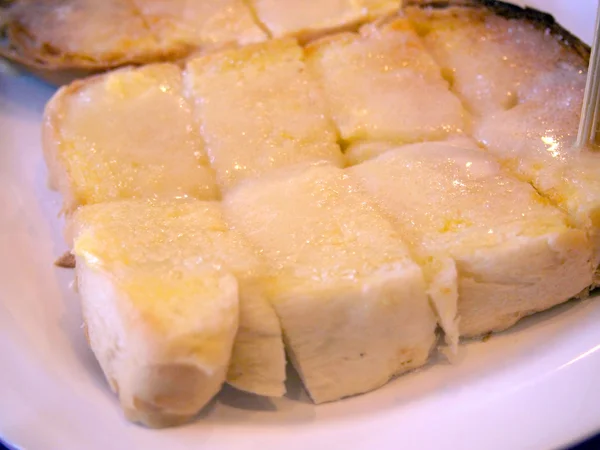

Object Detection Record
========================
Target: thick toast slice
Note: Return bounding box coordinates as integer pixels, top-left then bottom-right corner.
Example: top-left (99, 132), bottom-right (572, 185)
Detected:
top-left (405, 6), bottom-right (600, 271)
top-left (305, 18), bottom-right (467, 147)
top-left (43, 63), bottom-right (218, 213)
top-left (76, 263), bottom-right (237, 429)
top-left (73, 212), bottom-right (238, 427)
top-left (223, 163), bottom-right (437, 403)
top-left (71, 199), bottom-right (286, 426)
top-left (350, 142), bottom-right (593, 337)
top-left (473, 67), bottom-right (600, 266)
top-left (345, 135), bottom-right (478, 165)
top-left (184, 39), bottom-right (343, 190)
top-left (407, 6), bottom-right (586, 117)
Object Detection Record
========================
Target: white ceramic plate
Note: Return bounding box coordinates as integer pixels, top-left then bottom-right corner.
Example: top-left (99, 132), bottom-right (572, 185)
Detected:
top-left (1, 2), bottom-right (599, 449)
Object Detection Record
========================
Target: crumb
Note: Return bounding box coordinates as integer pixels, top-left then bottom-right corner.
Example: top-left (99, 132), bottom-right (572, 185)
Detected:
top-left (482, 332), bottom-right (493, 342)
top-left (54, 251), bottom-right (75, 268)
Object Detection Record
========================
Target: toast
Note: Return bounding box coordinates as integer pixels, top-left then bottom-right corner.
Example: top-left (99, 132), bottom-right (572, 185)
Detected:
top-left (305, 17), bottom-right (467, 148)
top-left (0, 0), bottom-right (163, 79)
top-left (474, 71), bottom-right (600, 268)
top-left (223, 163), bottom-right (438, 403)
top-left (133, 0), bottom-right (267, 53)
top-left (0, 0), bottom-right (266, 81)
top-left (184, 38), bottom-right (343, 190)
top-left (404, 5), bottom-right (600, 271)
top-left (71, 199), bottom-right (286, 426)
top-left (407, 6), bottom-right (585, 116)
top-left (417, 8), bottom-right (600, 267)
top-left (350, 141), bottom-right (593, 337)
top-left (43, 63), bottom-right (218, 213)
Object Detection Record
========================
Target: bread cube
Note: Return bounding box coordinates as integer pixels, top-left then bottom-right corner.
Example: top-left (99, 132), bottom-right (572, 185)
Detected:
top-left (306, 18), bottom-right (466, 145)
top-left (350, 142), bottom-right (593, 337)
top-left (474, 67), bottom-right (600, 266)
top-left (184, 39), bottom-right (343, 190)
top-left (71, 199), bottom-right (286, 426)
top-left (43, 64), bottom-right (218, 212)
top-left (223, 163), bottom-right (437, 403)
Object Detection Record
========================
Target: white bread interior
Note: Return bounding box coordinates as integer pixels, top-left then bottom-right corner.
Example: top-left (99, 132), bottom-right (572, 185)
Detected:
top-left (305, 17), bottom-right (467, 147)
top-left (74, 257), bottom-right (238, 428)
top-left (223, 163), bottom-right (438, 403)
top-left (71, 199), bottom-right (287, 426)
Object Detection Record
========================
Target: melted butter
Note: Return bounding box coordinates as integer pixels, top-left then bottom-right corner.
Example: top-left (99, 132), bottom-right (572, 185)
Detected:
top-left (350, 141), bottom-right (572, 257)
top-left (185, 39), bottom-right (343, 190)
top-left (305, 17), bottom-right (466, 145)
top-left (73, 199), bottom-right (263, 280)
top-left (60, 64), bottom-right (218, 208)
top-left (223, 164), bottom-right (417, 296)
